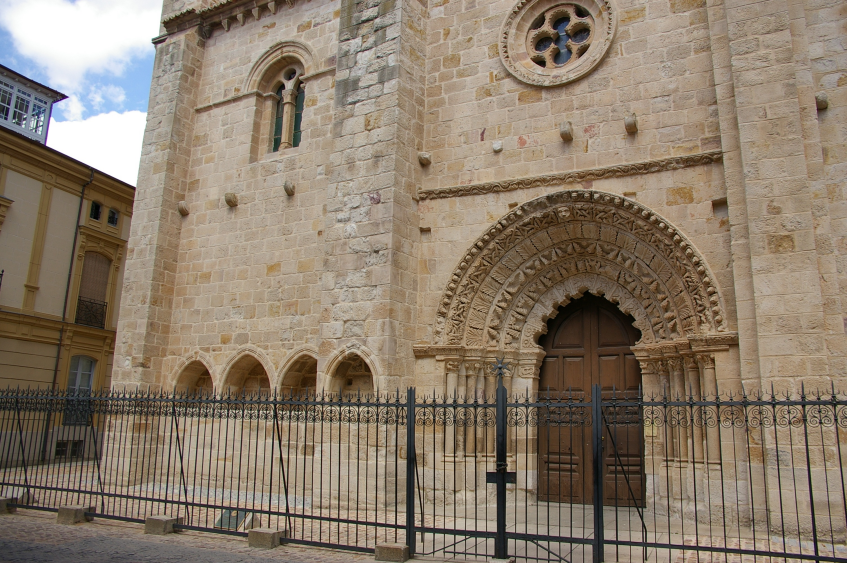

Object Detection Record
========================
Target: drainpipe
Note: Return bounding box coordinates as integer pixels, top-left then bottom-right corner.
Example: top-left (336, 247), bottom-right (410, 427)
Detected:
top-left (51, 168), bottom-right (93, 389)
top-left (41, 169), bottom-right (92, 461)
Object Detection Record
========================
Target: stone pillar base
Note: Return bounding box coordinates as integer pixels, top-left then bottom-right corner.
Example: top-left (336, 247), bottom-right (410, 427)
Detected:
top-left (0, 497), bottom-right (16, 514)
top-left (57, 505), bottom-right (93, 525)
top-left (144, 515), bottom-right (184, 535)
top-left (248, 527), bottom-right (288, 549)
top-left (375, 543), bottom-right (410, 562)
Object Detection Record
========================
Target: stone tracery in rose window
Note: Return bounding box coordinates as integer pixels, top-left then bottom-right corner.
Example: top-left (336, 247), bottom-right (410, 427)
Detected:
top-left (527, 5), bottom-right (594, 69)
top-left (500, 0), bottom-right (616, 87)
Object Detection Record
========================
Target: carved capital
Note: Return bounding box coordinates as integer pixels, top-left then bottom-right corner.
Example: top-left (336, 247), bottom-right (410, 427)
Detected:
top-left (666, 356), bottom-right (684, 375)
top-left (445, 360), bottom-right (461, 375)
top-left (683, 354), bottom-right (699, 371)
top-left (697, 353), bottom-right (715, 369)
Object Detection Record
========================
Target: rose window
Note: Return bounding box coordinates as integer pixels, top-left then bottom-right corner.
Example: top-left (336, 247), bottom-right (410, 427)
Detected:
top-left (500, 0), bottom-right (616, 87)
top-left (527, 5), bottom-right (594, 69)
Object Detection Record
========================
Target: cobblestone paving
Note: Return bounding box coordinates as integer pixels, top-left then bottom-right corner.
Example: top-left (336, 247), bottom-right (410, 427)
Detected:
top-left (0, 509), bottom-right (376, 563)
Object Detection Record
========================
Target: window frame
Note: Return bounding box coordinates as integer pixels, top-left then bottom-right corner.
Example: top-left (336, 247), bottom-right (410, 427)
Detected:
top-left (90, 201), bottom-right (102, 221)
top-left (107, 208), bottom-right (119, 227)
top-left (0, 80), bottom-right (52, 142)
top-left (68, 355), bottom-right (96, 394)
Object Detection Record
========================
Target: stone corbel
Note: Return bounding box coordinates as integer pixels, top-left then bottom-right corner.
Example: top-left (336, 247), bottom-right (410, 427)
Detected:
top-left (76, 234), bottom-right (88, 260)
top-left (0, 195), bottom-right (13, 234)
top-left (221, 17), bottom-right (231, 31)
top-left (252, 7), bottom-right (261, 20)
top-left (267, 1), bottom-right (277, 14)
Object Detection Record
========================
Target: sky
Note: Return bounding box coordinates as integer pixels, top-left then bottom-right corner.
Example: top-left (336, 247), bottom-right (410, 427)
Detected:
top-left (0, 0), bottom-right (163, 186)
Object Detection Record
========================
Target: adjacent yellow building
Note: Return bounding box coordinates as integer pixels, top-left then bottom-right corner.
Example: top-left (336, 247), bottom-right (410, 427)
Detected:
top-left (0, 65), bottom-right (134, 392)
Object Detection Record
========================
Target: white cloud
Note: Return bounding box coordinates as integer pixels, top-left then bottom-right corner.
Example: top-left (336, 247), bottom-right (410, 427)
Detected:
top-left (0, 0), bottom-right (160, 92)
top-left (47, 111), bottom-right (147, 186)
top-left (61, 95), bottom-right (86, 121)
top-left (88, 85), bottom-right (127, 111)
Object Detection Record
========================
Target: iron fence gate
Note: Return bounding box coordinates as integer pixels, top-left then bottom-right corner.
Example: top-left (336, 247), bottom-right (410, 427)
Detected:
top-left (3, 385), bottom-right (847, 562)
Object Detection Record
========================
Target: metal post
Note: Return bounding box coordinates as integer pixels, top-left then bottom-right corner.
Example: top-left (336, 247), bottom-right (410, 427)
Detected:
top-left (495, 377), bottom-right (508, 559)
top-left (485, 358), bottom-right (515, 560)
top-left (406, 387), bottom-right (416, 556)
top-left (592, 383), bottom-right (604, 563)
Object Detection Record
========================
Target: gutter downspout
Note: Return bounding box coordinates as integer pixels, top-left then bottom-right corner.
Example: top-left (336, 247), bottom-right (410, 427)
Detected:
top-left (41, 168), bottom-right (92, 461)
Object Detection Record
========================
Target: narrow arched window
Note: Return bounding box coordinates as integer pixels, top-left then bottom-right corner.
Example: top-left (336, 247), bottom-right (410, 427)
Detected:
top-left (270, 66), bottom-right (304, 152)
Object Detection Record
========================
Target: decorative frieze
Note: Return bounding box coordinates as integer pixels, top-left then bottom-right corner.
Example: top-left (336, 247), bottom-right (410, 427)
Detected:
top-left (417, 151), bottom-right (723, 201)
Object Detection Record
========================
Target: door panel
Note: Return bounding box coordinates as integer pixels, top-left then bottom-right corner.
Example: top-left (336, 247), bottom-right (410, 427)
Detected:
top-left (538, 294), bottom-right (643, 506)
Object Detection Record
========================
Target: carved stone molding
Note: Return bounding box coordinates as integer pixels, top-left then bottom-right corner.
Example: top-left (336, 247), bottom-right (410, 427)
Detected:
top-left (0, 195), bottom-right (12, 234)
top-left (432, 190), bottom-right (730, 351)
top-left (417, 151), bottom-right (723, 201)
top-left (162, 0), bottom-right (294, 36)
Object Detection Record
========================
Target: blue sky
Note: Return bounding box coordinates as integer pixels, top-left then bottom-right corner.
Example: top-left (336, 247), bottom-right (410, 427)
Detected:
top-left (0, 0), bottom-right (163, 185)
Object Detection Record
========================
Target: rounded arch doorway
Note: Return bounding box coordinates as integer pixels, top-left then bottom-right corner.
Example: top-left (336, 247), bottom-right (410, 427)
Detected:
top-left (537, 293), bottom-right (643, 506)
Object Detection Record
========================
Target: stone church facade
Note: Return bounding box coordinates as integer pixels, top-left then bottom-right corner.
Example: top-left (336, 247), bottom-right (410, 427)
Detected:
top-left (113, 0), bottom-right (846, 402)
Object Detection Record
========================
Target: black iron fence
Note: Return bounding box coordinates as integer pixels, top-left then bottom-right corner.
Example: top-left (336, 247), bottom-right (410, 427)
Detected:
top-left (2, 385), bottom-right (847, 562)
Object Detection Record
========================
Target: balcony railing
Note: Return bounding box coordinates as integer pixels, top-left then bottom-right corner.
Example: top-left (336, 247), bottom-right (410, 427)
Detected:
top-left (74, 297), bottom-right (107, 329)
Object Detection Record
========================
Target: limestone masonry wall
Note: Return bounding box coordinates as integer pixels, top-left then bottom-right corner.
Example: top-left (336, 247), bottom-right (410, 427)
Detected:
top-left (113, 0), bottom-right (847, 395)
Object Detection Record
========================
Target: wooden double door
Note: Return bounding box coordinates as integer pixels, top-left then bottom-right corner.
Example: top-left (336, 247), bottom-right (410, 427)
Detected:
top-left (537, 294), bottom-right (644, 506)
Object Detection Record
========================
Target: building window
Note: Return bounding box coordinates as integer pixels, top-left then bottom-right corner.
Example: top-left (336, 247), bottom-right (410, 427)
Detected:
top-left (107, 208), bottom-right (119, 227)
top-left (68, 355), bottom-right (95, 393)
top-left (75, 252), bottom-right (111, 329)
top-left (90, 201), bottom-right (102, 220)
top-left (11, 88), bottom-right (30, 127)
top-left (271, 66), bottom-right (304, 152)
top-left (0, 80), bottom-right (53, 141)
top-left (29, 97), bottom-right (48, 135)
top-left (65, 355), bottom-right (95, 426)
top-left (0, 80), bottom-right (13, 121)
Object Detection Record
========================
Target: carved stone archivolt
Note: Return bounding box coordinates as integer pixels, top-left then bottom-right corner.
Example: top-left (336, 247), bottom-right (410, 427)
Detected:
top-left (433, 190), bottom-right (729, 352)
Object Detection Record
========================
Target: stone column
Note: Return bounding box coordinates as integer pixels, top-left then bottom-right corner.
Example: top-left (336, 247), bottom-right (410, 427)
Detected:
top-left (667, 357), bottom-right (688, 462)
top-left (698, 353), bottom-right (721, 463)
top-left (684, 355), bottom-right (705, 463)
top-left (465, 361), bottom-right (480, 456)
top-left (456, 363), bottom-right (468, 458)
top-left (657, 360), bottom-right (675, 461)
top-left (444, 360), bottom-right (460, 457)
top-left (277, 89), bottom-right (297, 150)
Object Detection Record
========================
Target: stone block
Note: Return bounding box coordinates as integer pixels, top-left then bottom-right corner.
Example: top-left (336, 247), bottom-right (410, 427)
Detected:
top-left (375, 543), bottom-right (410, 562)
top-left (248, 527), bottom-right (288, 549)
top-left (57, 505), bottom-right (94, 525)
top-left (144, 514), bottom-right (184, 535)
top-left (0, 497), bottom-right (16, 514)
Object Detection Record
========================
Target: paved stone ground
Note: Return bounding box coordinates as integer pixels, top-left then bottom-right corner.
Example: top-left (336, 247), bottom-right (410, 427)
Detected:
top-left (0, 509), bottom-right (377, 563)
